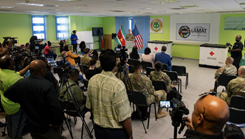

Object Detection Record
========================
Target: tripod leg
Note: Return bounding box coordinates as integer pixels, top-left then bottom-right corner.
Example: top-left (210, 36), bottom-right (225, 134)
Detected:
top-left (64, 116), bottom-right (73, 139)
top-left (137, 106), bottom-right (147, 133)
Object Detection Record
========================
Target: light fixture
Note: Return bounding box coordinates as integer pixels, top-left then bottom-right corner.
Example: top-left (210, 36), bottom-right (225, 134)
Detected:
top-left (180, 5), bottom-right (198, 8)
top-left (138, 8), bottom-right (152, 10)
top-left (104, 4), bottom-right (126, 7)
top-left (155, 0), bottom-right (179, 4)
top-left (17, 3), bottom-right (58, 7)
top-left (157, 11), bottom-right (169, 12)
top-left (0, 6), bottom-right (14, 8)
top-left (196, 9), bottom-right (209, 11)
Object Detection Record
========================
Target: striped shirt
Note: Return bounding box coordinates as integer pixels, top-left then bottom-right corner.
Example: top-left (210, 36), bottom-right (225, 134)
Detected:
top-left (86, 71), bottom-right (131, 128)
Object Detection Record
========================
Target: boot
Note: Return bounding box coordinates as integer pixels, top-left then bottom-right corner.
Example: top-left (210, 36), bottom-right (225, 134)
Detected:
top-left (157, 107), bottom-right (167, 119)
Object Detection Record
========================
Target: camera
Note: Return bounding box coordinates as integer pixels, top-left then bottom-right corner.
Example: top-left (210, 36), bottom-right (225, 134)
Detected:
top-left (119, 46), bottom-right (128, 66)
top-left (226, 42), bottom-right (232, 46)
top-left (3, 37), bottom-right (18, 45)
top-left (8, 47), bottom-right (30, 71)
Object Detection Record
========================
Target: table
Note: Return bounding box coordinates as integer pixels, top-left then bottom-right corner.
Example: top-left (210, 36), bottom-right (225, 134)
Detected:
top-left (148, 41), bottom-right (173, 57)
top-left (199, 44), bottom-right (229, 68)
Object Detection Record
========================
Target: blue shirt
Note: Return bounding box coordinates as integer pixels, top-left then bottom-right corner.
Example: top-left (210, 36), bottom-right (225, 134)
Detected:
top-left (155, 52), bottom-right (172, 71)
top-left (70, 34), bottom-right (78, 44)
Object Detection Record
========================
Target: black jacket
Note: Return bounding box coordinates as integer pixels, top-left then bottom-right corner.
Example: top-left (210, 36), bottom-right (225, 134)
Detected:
top-left (4, 75), bottom-right (63, 134)
top-left (178, 129), bottom-right (224, 139)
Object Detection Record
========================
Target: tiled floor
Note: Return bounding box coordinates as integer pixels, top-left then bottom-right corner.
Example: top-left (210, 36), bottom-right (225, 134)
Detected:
top-left (0, 58), bottom-right (244, 139)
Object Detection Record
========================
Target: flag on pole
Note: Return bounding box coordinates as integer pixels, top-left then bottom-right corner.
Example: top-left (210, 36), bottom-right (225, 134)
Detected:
top-left (114, 25), bottom-right (126, 46)
top-left (132, 25), bottom-right (143, 50)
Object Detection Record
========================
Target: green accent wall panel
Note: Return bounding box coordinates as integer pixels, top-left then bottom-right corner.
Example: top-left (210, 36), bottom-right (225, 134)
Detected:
top-left (172, 44), bottom-right (200, 59)
top-left (150, 15), bottom-right (170, 41)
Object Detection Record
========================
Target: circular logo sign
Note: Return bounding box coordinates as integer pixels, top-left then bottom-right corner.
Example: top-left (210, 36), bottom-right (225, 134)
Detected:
top-left (179, 26), bottom-right (191, 38)
top-left (150, 19), bottom-right (163, 32)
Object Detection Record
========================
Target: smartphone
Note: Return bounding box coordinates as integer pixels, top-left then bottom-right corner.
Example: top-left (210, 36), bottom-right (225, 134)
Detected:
top-left (159, 101), bottom-right (171, 108)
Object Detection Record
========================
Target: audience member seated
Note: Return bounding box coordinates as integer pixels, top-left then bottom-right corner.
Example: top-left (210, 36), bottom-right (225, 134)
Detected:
top-left (86, 49), bottom-right (132, 139)
top-left (59, 40), bottom-right (66, 53)
top-left (80, 48), bottom-right (91, 66)
top-left (142, 47), bottom-right (154, 67)
top-left (220, 66), bottom-right (245, 105)
top-left (44, 41), bottom-right (57, 60)
top-left (181, 95), bottom-right (229, 139)
top-left (79, 41), bottom-right (86, 54)
top-left (0, 55), bottom-right (29, 139)
top-left (223, 124), bottom-right (244, 139)
top-left (59, 69), bottom-right (87, 113)
top-left (91, 50), bottom-right (98, 60)
top-left (150, 61), bottom-right (173, 92)
top-left (85, 58), bottom-right (101, 80)
top-left (211, 57), bottom-right (237, 93)
top-left (61, 51), bottom-right (83, 81)
top-left (20, 44), bottom-right (25, 49)
top-left (64, 45), bottom-right (79, 67)
top-left (25, 43), bottom-right (31, 55)
top-left (155, 45), bottom-right (172, 71)
top-left (4, 60), bottom-right (64, 139)
top-left (129, 61), bottom-right (167, 119)
top-left (129, 46), bottom-right (140, 60)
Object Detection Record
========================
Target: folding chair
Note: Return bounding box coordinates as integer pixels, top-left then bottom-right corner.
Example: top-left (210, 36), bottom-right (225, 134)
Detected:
top-left (152, 81), bottom-right (168, 93)
top-left (142, 61), bottom-right (152, 74)
top-left (164, 71), bottom-right (182, 93)
top-left (128, 59), bottom-right (138, 66)
top-left (146, 67), bottom-right (155, 77)
top-left (217, 75), bottom-right (237, 89)
top-left (172, 65), bottom-right (188, 89)
top-left (161, 64), bottom-right (168, 71)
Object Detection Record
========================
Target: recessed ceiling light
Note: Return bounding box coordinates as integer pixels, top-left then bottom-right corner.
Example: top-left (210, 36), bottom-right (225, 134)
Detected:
top-left (158, 11), bottom-right (169, 12)
top-left (17, 3), bottom-right (58, 7)
top-left (138, 8), bottom-right (151, 10)
top-left (155, 0), bottom-right (179, 4)
top-left (104, 4), bottom-right (126, 7)
top-left (0, 6), bottom-right (14, 8)
top-left (180, 5), bottom-right (198, 8)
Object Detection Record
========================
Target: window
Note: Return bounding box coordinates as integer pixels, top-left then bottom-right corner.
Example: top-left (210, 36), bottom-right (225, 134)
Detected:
top-left (31, 16), bottom-right (46, 40)
top-left (129, 18), bottom-right (133, 31)
top-left (55, 16), bottom-right (69, 40)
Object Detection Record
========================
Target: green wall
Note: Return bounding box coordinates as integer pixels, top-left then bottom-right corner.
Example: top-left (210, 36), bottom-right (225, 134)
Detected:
top-left (150, 15), bottom-right (170, 41)
top-left (172, 44), bottom-right (200, 59)
top-left (102, 17), bottom-right (116, 49)
top-left (46, 15), bottom-right (56, 42)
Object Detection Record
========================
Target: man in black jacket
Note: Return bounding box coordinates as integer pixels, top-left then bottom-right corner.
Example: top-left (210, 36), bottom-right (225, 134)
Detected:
top-left (4, 60), bottom-right (64, 139)
top-left (180, 95), bottom-right (229, 139)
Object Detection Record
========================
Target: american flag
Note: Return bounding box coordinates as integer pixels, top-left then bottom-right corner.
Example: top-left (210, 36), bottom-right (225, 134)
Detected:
top-left (132, 25), bottom-right (143, 50)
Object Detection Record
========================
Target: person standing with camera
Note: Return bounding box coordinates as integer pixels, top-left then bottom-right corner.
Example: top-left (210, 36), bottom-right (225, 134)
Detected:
top-left (180, 95), bottom-right (229, 139)
top-left (70, 30), bottom-right (78, 54)
top-left (86, 49), bottom-right (132, 139)
top-left (0, 55), bottom-right (29, 139)
top-left (228, 35), bottom-right (243, 70)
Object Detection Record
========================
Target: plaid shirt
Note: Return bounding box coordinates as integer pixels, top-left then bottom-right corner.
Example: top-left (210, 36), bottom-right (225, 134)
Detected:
top-left (86, 71), bottom-right (131, 129)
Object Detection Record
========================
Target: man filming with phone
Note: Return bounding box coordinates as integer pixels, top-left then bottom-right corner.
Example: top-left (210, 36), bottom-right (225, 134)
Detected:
top-left (179, 95), bottom-right (229, 139)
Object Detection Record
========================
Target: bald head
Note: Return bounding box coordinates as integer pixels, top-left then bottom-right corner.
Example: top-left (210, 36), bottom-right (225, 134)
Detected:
top-left (192, 95), bottom-right (229, 135)
top-left (0, 55), bottom-right (13, 69)
top-left (30, 60), bottom-right (46, 77)
top-left (238, 66), bottom-right (245, 77)
top-left (236, 35), bottom-right (242, 42)
top-left (226, 57), bottom-right (234, 65)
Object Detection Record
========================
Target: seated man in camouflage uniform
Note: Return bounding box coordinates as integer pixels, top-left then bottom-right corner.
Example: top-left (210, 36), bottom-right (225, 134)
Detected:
top-left (150, 61), bottom-right (174, 92)
top-left (130, 61), bottom-right (167, 119)
top-left (80, 48), bottom-right (91, 66)
top-left (211, 57), bottom-right (237, 93)
top-left (220, 66), bottom-right (245, 105)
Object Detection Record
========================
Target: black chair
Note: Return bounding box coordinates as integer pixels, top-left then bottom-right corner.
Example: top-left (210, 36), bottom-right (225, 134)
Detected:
top-left (162, 64), bottom-right (168, 71)
top-left (218, 75), bottom-right (237, 87)
top-left (227, 96), bottom-right (245, 127)
top-left (60, 100), bottom-right (93, 139)
top-left (131, 91), bottom-right (157, 133)
top-left (128, 59), bottom-right (138, 66)
top-left (129, 65), bottom-right (134, 73)
top-left (164, 71), bottom-right (182, 93)
top-left (152, 81), bottom-right (167, 93)
top-left (142, 61), bottom-right (152, 74)
top-left (146, 67), bottom-right (155, 77)
top-left (172, 65), bottom-right (189, 89)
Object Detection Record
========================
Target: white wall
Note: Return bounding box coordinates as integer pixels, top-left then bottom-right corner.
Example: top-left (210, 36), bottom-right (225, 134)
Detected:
top-left (170, 13), bottom-right (221, 45)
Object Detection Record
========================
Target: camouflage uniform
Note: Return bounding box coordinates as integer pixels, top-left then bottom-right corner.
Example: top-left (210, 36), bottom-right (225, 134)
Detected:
top-left (219, 77), bottom-right (245, 105)
top-left (150, 70), bottom-right (172, 92)
top-left (129, 72), bottom-right (166, 105)
top-left (80, 55), bottom-right (91, 67)
top-left (213, 64), bottom-right (237, 92)
top-left (125, 33), bottom-right (134, 41)
top-left (215, 64), bottom-right (237, 79)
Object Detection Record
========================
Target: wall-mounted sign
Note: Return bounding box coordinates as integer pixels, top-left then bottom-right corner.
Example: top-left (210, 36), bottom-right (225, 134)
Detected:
top-left (176, 23), bottom-right (210, 42)
top-left (150, 18), bottom-right (163, 33)
top-left (225, 17), bottom-right (245, 30)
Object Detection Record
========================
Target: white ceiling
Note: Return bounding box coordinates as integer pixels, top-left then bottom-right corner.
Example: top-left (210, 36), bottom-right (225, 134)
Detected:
top-left (0, 0), bottom-right (245, 16)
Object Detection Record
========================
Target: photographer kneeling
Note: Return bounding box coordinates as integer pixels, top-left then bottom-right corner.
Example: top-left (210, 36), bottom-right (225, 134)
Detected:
top-left (180, 95), bottom-right (229, 139)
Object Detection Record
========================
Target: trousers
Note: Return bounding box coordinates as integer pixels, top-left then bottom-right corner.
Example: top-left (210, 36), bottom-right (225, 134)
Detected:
top-left (233, 56), bottom-right (242, 71)
top-left (7, 108), bottom-right (26, 139)
top-left (72, 44), bottom-right (77, 54)
top-left (94, 124), bottom-right (128, 139)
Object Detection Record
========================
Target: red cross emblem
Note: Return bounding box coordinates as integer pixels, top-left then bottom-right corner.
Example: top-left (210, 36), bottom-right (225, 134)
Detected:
top-left (154, 47), bottom-right (158, 51)
top-left (209, 51), bottom-right (214, 56)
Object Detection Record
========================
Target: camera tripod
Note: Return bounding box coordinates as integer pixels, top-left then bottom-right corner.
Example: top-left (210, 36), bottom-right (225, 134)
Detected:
top-left (59, 73), bottom-right (93, 139)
